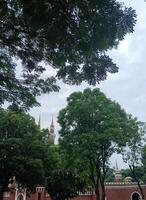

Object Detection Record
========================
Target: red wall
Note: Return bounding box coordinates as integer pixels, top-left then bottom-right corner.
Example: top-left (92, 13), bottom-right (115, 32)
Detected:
top-left (73, 195), bottom-right (94, 200)
top-left (4, 184), bottom-right (146, 200)
top-left (106, 185), bottom-right (146, 200)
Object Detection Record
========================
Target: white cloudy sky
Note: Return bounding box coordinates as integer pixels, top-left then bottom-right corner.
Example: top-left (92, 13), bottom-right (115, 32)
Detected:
top-left (29, 0), bottom-right (146, 168)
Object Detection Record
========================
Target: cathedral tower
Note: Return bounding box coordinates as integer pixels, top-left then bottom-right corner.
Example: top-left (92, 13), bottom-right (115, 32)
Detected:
top-left (49, 117), bottom-right (55, 144)
top-left (38, 114), bottom-right (41, 129)
top-left (115, 160), bottom-right (122, 183)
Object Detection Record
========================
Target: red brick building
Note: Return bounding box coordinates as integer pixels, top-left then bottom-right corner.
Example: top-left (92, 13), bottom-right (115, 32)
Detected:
top-left (3, 120), bottom-right (146, 200)
top-left (3, 182), bottom-right (146, 200)
top-left (4, 169), bottom-right (146, 200)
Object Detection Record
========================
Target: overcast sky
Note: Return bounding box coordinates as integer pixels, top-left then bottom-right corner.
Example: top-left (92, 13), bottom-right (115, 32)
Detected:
top-left (29, 0), bottom-right (146, 168)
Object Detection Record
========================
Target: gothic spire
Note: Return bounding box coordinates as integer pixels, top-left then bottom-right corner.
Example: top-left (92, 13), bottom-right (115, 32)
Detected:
top-left (115, 160), bottom-right (119, 171)
top-left (49, 116), bottom-right (55, 144)
top-left (115, 160), bottom-right (122, 183)
top-left (51, 116), bottom-right (54, 127)
top-left (38, 114), bottom-right (41, 129)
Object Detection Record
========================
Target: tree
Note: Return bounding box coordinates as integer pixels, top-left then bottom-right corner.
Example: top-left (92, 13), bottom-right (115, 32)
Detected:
top-left (58, 88), bottom-right (135, 200)
top-left (45, 146), bottom-right (87, 200)
top-left (141, 127), bottom-right (146, 182)
top-left (105, 168), bottom-right (115, 182)
top-left (0, 108), bottom-right (49, 200)
top-left (121, 167), bottom-right (144, 182)
top-left (142, 145), bottom-right (146, 183)
top-left (40, 128), bottom-right (50, 144)
top-left (122, 121), bottom-right (145, 200)
top-left (0, 0), bottom-right (136, 109)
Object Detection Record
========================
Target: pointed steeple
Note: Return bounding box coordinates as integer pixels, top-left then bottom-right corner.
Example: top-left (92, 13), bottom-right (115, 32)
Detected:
top-left (115, 160), bottom-right (122, 183)
top-left (38, 114), bottom-right (41, 129)
top-left (115, 160), bottom-right (119, 171)
top-left (51, 116), bottom-right (54, 127)
top-left (49, 116), bottom-right (55, 144)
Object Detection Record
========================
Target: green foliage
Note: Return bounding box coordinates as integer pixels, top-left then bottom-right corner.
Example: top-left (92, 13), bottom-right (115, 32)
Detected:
top-left (142, 145), bottom-right (146, 183)
top-left (121, 168), bottom-right (132, 180)
top-left (0, 108), bottom-right (49, 192)
top-left (0, 108), bottom-right (77, 200)
top-left (122, 121), bottom-right (145, 199)
top-left (122, 120), bottom-right (142, 166)
top-left (0, 0), bottom-right (136, 109)
top-left (105, 168), bottom-right (115, 182)
top-left (47, 170), bottom-right (85, 200)
top-left (0, 108), bottom-right (39, 139)
top-left (40, 128), bottom-right (50, 144)
top-left (121, 167), bottom-right (144, 182)
top-left (58, 88), bottom-right (135, 200)
top-left (45, 146), bottom-right (86, 200)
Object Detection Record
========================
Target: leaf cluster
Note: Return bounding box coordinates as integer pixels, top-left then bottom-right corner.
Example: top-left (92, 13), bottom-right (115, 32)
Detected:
top-left (0, 108), bottom-right (49, 191)
top-left (45, 145), bottom-right (87, 200)
top-left (0, 0), bottom-right (136, 109)
top-left (58, 88), bottom-right (138, 199)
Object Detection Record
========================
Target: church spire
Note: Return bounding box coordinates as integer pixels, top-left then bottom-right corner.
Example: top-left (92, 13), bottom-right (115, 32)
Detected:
top-left (49, 116), bottom-right (55, 144)
top-left (38, 114), bottom-right (41, 129)
top-left (115, 160), bottom-right (122, 183)
top-left (115, 160), bottom-right (119, 171)
top-left (51, 116), bottom-right (54, 127)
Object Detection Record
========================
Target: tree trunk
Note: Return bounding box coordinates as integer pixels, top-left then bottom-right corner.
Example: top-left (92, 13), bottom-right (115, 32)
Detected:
top-left (130, 165), bottom-right (144, 200)
top-left (136, 179), bottom-right (144, 200)
top-left (95, 186), bottom-right (100, 200)
top-left (100, 181), bottom-right (106, 200)
top-left (0, 186), bottom-right (4, 200)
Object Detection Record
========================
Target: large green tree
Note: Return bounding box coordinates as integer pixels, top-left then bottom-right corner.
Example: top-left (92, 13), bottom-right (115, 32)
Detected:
top-left (122, 121), bottom-right (145, 200)
top-left (0, 0), bottom-right (136, 109)
top-left (45, 145), bottom-right (87, 200)
top-left (58, 88), bottom-right (137, 200)
top-left (0, 108), bottom-right (50, 200)
top-left (142, 145), bottom-right (146, 183)
top-left (121, 167), bottom-right (144, 182)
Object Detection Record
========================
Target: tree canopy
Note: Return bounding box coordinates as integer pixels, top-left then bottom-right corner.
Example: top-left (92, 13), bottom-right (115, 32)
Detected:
top-left (121, 167), bottom-right (144, 182)
top-left (0, 107), bottom-right (86, 200)
top-left (122, 121), bottom-right (145, 200)
top-left (58, 88), bottom-right (137, 200)
top-left (0, 0), bottom-right (136, 109)
top-left (142, 144), bottom-right (146, 183)
top-left (0, 108), bottom-right (51, 200)
top-left (45, 146), bottom-right (87, 200)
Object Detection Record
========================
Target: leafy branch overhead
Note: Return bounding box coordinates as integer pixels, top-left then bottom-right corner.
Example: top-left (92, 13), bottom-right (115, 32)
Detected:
top-left (0, 0), bottom-right (136, 109)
